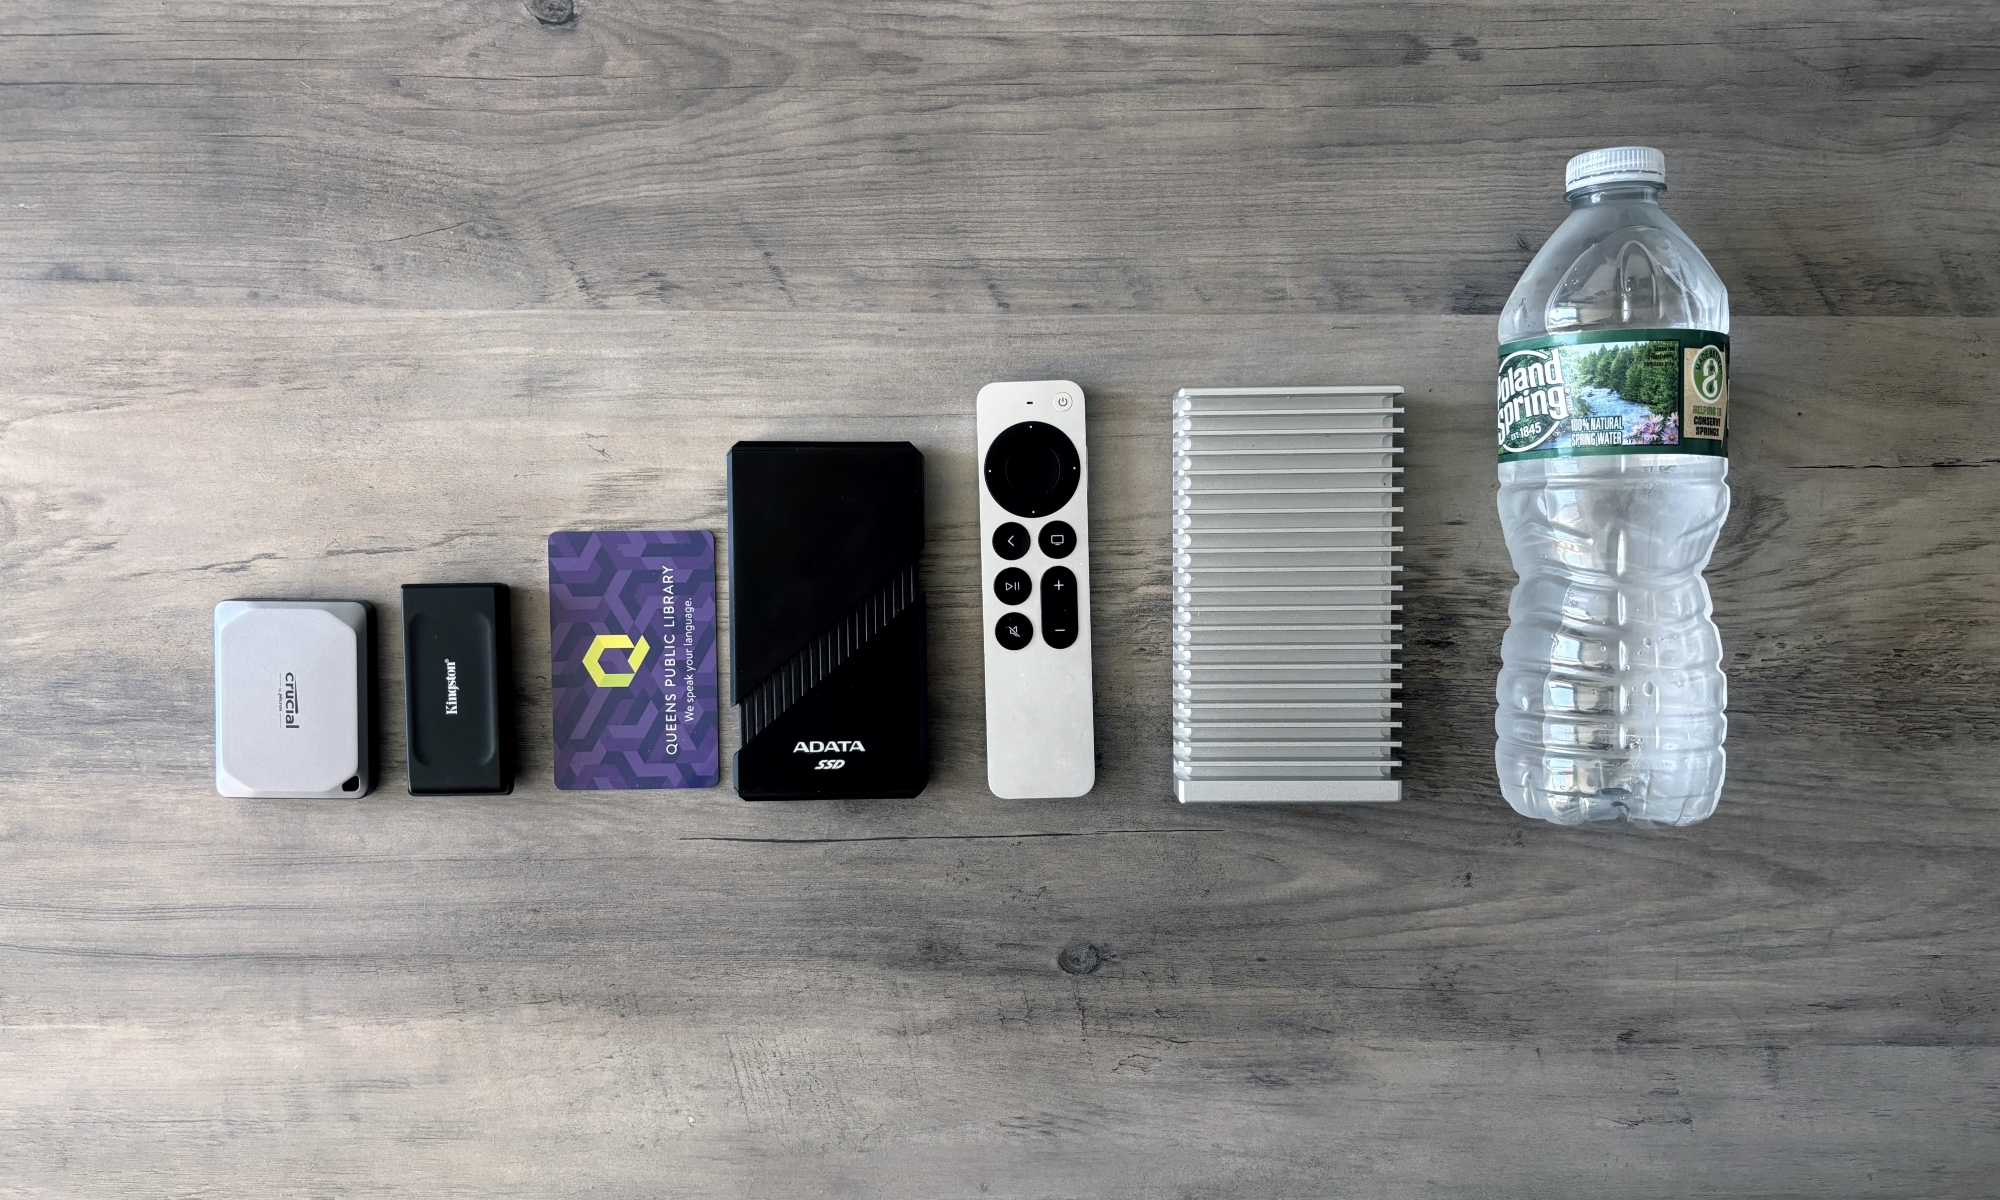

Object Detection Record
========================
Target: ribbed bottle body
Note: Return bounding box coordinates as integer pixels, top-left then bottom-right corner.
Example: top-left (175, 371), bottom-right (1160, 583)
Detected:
top-left (1495, 453), bottom-right (1728, 825)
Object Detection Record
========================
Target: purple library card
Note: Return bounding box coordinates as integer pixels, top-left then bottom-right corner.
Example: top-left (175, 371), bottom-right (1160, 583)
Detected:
top-left (548, 530), bottom-right (718, 790)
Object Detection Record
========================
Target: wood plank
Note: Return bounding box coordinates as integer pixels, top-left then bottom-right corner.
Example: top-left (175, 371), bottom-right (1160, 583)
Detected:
top-left (3, 0), bottom-right (1996, 314)
top-left (2, 308), bottom-right (1995, 1195)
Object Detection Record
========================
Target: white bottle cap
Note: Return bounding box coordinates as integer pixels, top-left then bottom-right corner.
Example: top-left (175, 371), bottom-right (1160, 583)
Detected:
top-left (1564, 146), bottom-right (1666, 193)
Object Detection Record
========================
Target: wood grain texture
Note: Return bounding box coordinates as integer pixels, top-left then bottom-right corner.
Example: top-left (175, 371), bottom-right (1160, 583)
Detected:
top-left (2, 0), bottom-right (1997, 314)
top-left (2, 309), bottom-right (1997, 1197)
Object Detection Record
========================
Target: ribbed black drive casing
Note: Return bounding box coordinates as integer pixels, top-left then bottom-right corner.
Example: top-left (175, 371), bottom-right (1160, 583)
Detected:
top-left (727, 442), bottom-right (928, 800)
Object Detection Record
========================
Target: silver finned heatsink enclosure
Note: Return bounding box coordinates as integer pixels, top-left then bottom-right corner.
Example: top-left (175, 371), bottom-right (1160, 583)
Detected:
top-left (1172, 386), bottom-right (1404, 803)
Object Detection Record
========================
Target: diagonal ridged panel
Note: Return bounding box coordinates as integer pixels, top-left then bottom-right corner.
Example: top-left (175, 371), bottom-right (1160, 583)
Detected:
top-left (739, 563), bottom-right (919, 742)
top-left (1171, 386), bottom-right (1405, 804)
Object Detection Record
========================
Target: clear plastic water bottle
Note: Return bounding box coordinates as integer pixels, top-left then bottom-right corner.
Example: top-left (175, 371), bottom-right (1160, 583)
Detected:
top-left (1494, 147), bottom-right (1731, 827)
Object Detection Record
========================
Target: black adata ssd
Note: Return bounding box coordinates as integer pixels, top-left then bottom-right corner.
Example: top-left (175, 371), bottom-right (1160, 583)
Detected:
top-left (727, 442), bottom-right (928, 800)
top-left (402, 583), bottom-right (515, 795)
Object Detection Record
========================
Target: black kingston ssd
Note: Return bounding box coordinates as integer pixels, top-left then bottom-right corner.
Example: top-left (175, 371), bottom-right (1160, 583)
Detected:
top-left (402, 583), bottom-right (514, 795)
top-left (727, 442), bottom-right (928, 800)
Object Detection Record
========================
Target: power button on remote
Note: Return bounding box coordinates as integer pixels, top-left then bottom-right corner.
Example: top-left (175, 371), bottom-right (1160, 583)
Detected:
top-left (1054, 393), bottom-right (1073, 410)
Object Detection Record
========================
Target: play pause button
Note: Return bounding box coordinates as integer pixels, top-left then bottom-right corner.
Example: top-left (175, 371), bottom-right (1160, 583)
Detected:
top-left (993, 568), bottom-right (1031, 605)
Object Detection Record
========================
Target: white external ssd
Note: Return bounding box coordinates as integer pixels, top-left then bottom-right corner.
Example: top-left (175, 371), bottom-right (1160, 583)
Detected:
top-left (214, 600), bottom-right (374, 798)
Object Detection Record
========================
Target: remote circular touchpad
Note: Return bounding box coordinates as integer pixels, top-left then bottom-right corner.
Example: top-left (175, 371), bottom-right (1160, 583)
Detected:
top-left (984, 422), bottom-right (1081, 518)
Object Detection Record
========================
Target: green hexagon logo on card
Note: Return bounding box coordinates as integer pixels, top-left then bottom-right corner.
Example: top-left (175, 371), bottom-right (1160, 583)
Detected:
top-left (583, 633), bottom-right (650, 688)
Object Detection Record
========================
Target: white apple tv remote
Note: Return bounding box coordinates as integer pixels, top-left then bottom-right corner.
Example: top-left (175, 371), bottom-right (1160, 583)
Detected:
top-left (977, 380), bottom-right (1096, 799)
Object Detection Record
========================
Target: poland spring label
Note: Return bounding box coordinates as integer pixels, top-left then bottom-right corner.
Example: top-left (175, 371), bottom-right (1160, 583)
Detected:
top-left (1496, 329), bottom-right (1728, 462)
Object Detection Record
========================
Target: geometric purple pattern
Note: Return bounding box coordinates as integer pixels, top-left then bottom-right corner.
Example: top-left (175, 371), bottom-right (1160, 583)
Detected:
top-left (548, 530), bottom-right (719, 790)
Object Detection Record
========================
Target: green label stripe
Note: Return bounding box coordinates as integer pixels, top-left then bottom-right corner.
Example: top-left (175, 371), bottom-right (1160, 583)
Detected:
top-left (1496, 328), bottom-right (1729, 463)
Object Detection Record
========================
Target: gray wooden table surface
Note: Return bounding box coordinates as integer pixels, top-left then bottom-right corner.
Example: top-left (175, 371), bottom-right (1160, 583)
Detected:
top-left (4, 2), bottom-right (1997, 1197)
